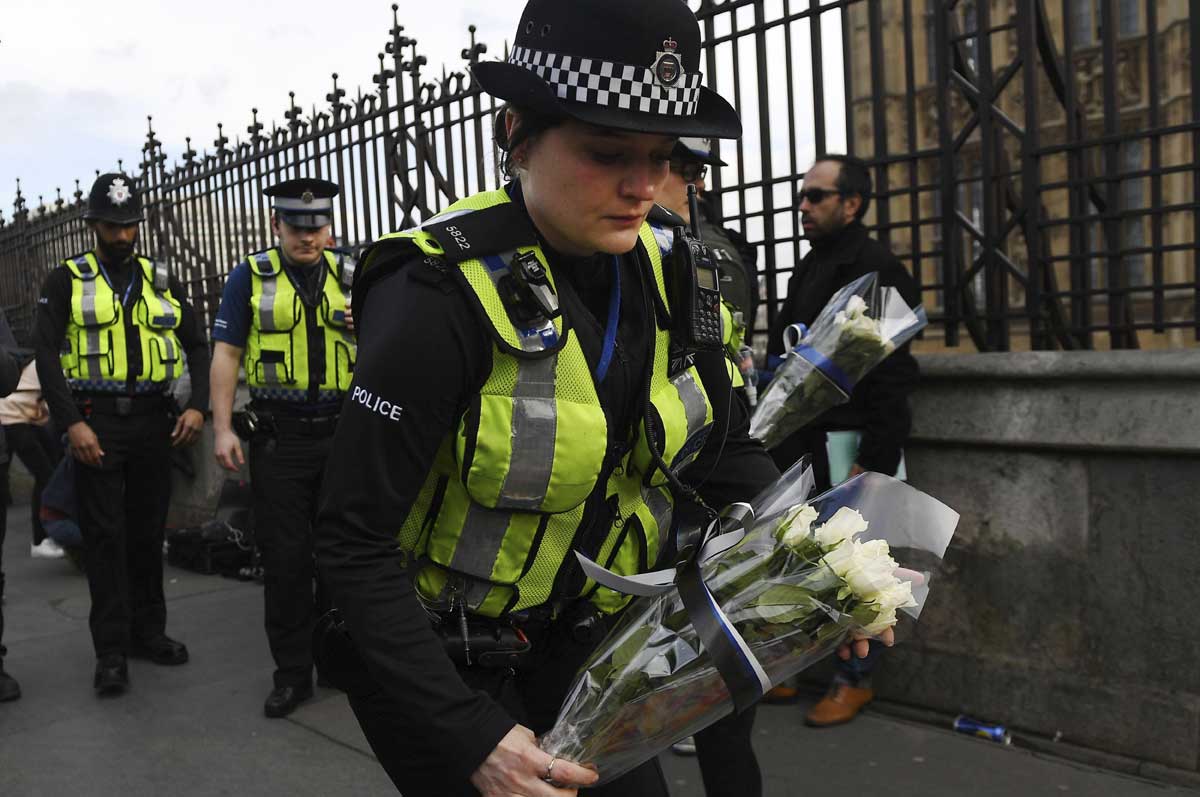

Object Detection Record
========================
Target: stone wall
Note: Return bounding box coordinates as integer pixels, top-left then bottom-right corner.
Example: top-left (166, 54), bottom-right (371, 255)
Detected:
top-left (875, 350), bottom-right (1200, 772)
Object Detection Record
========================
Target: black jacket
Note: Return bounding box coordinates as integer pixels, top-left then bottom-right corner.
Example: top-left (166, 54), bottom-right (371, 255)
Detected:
top-left (767, 222), bottom-right (920, 483)
top-left (316, 184), bottom-right (779, 781)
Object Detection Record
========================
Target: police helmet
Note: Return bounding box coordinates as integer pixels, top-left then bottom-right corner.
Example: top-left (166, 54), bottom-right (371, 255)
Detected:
top-left (83, 173), bottom-right (145, 225)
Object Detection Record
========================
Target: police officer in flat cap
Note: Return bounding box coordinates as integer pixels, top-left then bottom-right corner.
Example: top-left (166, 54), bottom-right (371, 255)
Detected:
top-left (209, 176), bottom-right (356, 718)
top-left (654, 136), bottom-right (761, 406)
top-left (33, 172), bottom-right (210, 696)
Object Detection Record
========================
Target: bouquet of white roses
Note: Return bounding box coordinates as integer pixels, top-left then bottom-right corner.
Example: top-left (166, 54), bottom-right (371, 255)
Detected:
top-left (750, 272), bottom-right (926, 449)
top-left (538, 463), bottom-right (958, 784)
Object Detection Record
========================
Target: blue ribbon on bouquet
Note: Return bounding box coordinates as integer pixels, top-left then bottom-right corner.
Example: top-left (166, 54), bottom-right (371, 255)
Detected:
top-left (574, 502), bottom-right (772, 714)
top-left (783, 323), bottom-right (854, 397)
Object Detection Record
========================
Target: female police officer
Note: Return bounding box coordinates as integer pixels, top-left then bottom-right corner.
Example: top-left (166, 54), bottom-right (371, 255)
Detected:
top-left (315, 1), bottom-right (880, 795)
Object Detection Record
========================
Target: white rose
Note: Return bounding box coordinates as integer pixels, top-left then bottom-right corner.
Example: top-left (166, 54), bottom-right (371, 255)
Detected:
top-left (869, 579), bottom-right (918, 613)
top-left (822, 541), bottom-right (857, 578)
top-left (859, 606), bottom-right (898, 636)
top-left (844, 313), bottom-right (883, 340)
top-left (844, 295), bottom-right (868, 317)
top-left (813, 507), bottom-right (869, 548)
top-left (779, 504), bottom-right (819, 547)
top-left (842, 540), bottom-right (900, 598)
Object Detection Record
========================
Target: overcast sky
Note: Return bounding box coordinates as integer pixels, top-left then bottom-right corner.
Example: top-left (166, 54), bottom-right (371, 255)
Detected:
top-left (1, 0), bottom-right (844, 249)
top-left (0, 0), bottom-right (514, 215)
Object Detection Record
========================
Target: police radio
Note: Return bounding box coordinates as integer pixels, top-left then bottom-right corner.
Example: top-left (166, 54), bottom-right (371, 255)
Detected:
top-left (671, 185), bottom-right (724, 352)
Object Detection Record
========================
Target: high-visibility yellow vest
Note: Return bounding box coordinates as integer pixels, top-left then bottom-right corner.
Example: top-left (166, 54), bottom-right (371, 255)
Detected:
top-left (59, 252), bottom-right (183, 392)
top-left (358, 188), bottom-right (717, 617)
top-left (243, 248), bottom-right (356, 403)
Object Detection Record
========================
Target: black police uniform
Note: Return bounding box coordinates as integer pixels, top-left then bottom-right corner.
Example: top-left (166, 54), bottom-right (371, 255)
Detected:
top-left (698, 201), bottom-right (759, 326)
top-left (315, 183), bottom-right (780, 797)
top-left (212, 178), bottom-right (351, 710)
top-left (32, 174), bottom-right (211, 676)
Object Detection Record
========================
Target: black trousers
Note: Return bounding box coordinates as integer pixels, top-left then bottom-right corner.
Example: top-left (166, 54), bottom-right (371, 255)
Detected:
top-left (75, 411), bottom-right (174, 657)
top-left (694, 706), bottom-right (761, 797)
top-left (347, 614), bottom-right (672, 797)
top-left (249, 430), bottom-right (331, 689)
top-left (4, 423), bottom-right (62, 545)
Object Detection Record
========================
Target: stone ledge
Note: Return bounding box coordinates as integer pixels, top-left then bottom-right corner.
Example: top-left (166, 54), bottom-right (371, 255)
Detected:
top-left (910, 352), bottom-right (1200, 453)
top-left (916, 349), bottom-right (1200, 381)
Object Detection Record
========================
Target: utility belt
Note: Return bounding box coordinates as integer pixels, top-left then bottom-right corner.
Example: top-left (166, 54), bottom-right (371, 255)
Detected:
top-left (75, 392), bottom-right (171, 418)
top-left (312, 599), bottom-right (606, 694)
top-left (232, 405), bottom-right (341, 440)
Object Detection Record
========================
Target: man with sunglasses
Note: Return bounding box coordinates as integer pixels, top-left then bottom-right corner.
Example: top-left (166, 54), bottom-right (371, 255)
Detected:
top-left (763, 156), bottom-right (921, 724)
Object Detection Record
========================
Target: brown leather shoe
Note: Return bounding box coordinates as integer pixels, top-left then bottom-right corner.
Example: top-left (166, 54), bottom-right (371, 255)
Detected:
top-left (762, 684), bottom-right (801, 704)
top-left (805, 683), bottom-right (874, 727)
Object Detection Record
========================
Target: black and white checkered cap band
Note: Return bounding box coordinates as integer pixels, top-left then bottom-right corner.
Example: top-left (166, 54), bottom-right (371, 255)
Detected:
top-left (509, 46), bottom-right (702, 117)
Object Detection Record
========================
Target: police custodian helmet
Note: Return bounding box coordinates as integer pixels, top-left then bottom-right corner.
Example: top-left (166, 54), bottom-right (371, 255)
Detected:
top-left (471, 0), bottom-right (741, 139)
top-left (83, 173), bottom-right (145, 225)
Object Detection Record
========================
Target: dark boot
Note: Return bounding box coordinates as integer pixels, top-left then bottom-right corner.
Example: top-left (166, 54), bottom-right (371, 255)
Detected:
top-left (94, 654), bottom-right (130, 697)
top-left (130, 634), bottom-right (189, 666)
top-left (264, 683), bottom-right (313, 718)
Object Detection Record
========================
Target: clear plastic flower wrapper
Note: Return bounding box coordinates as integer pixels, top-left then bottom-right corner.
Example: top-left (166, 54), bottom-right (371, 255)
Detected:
top-left (539, 461), bottom-right (959, 785)
top-left (749, 271), bottom-right (927, 449)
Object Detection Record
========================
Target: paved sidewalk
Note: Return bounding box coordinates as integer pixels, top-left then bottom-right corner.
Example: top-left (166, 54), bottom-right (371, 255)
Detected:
top-left (0, 509), bottom-right (1190, 796)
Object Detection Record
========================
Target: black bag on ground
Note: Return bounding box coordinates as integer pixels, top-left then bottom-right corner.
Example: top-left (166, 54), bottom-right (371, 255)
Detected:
top-left (166, 520), bottom-right (253, 577)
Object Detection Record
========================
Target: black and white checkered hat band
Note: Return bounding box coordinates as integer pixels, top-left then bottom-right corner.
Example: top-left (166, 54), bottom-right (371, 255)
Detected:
top-left (509, 46), bottom-right (702, 116)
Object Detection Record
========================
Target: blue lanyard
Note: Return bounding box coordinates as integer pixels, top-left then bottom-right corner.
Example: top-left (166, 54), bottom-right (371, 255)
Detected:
top-left (594, 256), bottom-right (621, 384)
top-left (98, 263), bottom-right (137, 306)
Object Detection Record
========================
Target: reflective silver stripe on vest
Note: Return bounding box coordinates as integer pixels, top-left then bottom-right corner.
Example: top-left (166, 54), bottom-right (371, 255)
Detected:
top-left (162, 336), bottom-right (178, 363)
top-left (450, 503), bottom-right (513, 580)
top-left (80, 274), bottom-right (99, 327)
top-left (153, 259), bottom-right (169, 291)
top-left (641, 485), bottom-right (673, 555)
top-left (674, 368), bottom-right (709, 439)
top-left (262, 358), bottom-right (285, 387)
top-left (147, 276), bottom-right (177, 327)
top-left (498, 356), bottom-right (557, 510)
top-left (257, 271), bottom-right (283, 332)
top-left (77, 271), bottom-right (105, 368)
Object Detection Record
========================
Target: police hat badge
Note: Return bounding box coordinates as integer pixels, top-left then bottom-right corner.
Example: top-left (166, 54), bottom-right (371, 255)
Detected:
top-left (653, 38), bottom-right (682, 87)
top-left (83, 173), bottom-right (145, 224)
top-left (265, 178), bottom-right (340, 229)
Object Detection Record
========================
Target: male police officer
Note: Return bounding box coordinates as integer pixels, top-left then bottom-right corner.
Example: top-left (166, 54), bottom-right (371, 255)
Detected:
top-left (210, 178), bottom-right (355, 718)
top-left (33, 173), bottom-right (210, 696)
top-left (655, 137), bottom-right (760, 405)
top-left (666, 138), bottom-right (759, 324)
